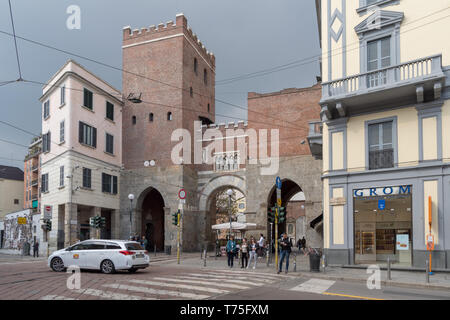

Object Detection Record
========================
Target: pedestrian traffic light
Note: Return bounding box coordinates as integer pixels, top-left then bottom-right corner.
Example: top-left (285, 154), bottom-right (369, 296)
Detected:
top-left (278, 207), bottom-right (286, 223)
top-left (172, 212), bottom-right (179, 226)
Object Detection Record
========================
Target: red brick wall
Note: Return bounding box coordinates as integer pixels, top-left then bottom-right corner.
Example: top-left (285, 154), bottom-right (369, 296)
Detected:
top-left (247, 83), bottom-right (322, 158)
top-left (122, 14), bottom-right (215, 169)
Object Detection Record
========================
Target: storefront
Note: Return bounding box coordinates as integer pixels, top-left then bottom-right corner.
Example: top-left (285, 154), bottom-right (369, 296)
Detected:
top-left (353, 186), bottom-right (412, 266)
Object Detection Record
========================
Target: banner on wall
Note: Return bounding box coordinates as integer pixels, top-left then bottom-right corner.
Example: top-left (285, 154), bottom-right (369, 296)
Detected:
top-left (396, 234), bottom-right (409, 251)
top-left (353, 185), bottom-right (411, 198)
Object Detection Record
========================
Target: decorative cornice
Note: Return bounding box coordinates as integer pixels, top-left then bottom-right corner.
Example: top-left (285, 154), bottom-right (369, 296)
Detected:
top-left (354, 10), bottom-right (404, 35)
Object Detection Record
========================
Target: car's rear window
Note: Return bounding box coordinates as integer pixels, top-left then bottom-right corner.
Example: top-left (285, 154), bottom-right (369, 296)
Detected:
top-left (125, 243), bottom-right (144, 250)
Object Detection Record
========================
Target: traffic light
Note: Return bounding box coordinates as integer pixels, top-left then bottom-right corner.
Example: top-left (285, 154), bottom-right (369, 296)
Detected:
top-left (268, 207), bottom-right (276, 223)
top-left (99, 217), bottom-right (106, 228)
top-left (278, 207), bottom-right (286, 223)
top-left (172, 212), bottom-right (179, 226)
top-left (89, 217), bottom-right (95, 227)
top-left (46, 219), bottom-right (52, 231)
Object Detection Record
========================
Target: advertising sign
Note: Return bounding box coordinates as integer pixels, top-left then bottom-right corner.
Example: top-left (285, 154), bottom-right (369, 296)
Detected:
top-left (396, 234), bottom-right (409, 251)
top-left (378, 199), bottom-right (386, 211)
top-left (17, 217), bottom-right (27, 225)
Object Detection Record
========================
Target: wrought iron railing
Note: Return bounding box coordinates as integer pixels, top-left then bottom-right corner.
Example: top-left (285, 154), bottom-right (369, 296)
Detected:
top-left (369, 148), bottom-right (394, 170)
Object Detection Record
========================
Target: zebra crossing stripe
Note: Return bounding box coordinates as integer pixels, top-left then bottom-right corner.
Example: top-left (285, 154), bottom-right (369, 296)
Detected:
top-left (153, 277), bottom-right (250, 290)
top-left (40, 295), bottom-right (76, 300)
top-left (290, 279), bottom-right (336, 294)
top-left (200, 272), bottom-right (278, 283)
top-left (215, 269), bottom-right (295, 279)
top-left (74, 288), bottom-right (155, 300)
top-left (185, 274), bottom-right (269, 285)
top-left (103, 283), bottom-right (210, 300)
top-left (126, 279), bottom-right (230, 294)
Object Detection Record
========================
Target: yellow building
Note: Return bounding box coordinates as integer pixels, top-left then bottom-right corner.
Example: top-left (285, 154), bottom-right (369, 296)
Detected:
top-left (315, 0), bottom-right (450, 268)
top-left (0, 165), bottom-right (24, 221)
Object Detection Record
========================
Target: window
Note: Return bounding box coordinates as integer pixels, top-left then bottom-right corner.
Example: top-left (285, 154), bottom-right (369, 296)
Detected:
top-left (149, 113), bottom-right (154, 122)
top-left (60, 120), bottom-right (65, 143)
top-left (43, 132), bottom-right (51, 153)
top-left (60, 86), bottom-right (65, 105)
top-left (78, 121), bottom-right (97, 148)
top-left (85, 242), bottom-right (106, 250)
top-left (14, 199), bottom-right (19, 205)
top-left (367, 37), bottom-right (391, 87)
top-left (83, 88), bottom-right (93, 110)
top-left (105, 243), bottom-right (121, 250)
top-left (366, 0), bottom-right (378, 5)
top-left (194, 58), bottom-right (198, 75)
top-left (105, 133), bottom-right (114, 154)
top-left (368, 121), bottom-right (394, 170)
top-left (43, 100), bottom-right (50, 119)
top-left (82, 168), bottom-right (92, 189)
top-left (106, 102), bottom-right (114, 121)
top-left (132, 116), bottom-right (136, 125)
top-left (204, 69), bottom-right (208, 85)
top-left (102, 173), bottom-right (117, 194)
top-left (41, 173), bottom-right (49, 192)
top-left (207, 103), bottom-right (210, 113)
top-left (125, 243), bottom-right (144, 251)
top-left (59, 166), bottom-right (64, 187)
top-left (167, 112), bottom-right (173, 121)
top-left (190, 87), bottom-right (193, 97)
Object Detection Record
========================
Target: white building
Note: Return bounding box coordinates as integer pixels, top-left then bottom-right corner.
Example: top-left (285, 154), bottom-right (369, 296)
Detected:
top-left (39, 60), bottom-right (123, 255)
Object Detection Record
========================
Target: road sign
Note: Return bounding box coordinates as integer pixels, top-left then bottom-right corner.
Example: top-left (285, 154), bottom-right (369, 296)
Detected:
top-left (276, 176), bottom-right (282, 189)
top-left (178, 189), bottom-right (186, 200)
top-left (44, 205), bottom-right (52, 220)
top-left (17, 217), bottom-right (27, 225)
top-left (427, 234), bottom-right (435, 251)
top-left (277, 198), bottom-right (282, 207)
top-left (378, 199), bottom-right (386, 211)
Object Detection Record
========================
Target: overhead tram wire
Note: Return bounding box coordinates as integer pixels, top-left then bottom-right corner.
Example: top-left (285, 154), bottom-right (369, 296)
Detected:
top-left (0, 7), bottom-right (448, 133)
top-left (22, 79), bottom-right (314, 133)
top-left (7, 0), bottom-right (22, 81)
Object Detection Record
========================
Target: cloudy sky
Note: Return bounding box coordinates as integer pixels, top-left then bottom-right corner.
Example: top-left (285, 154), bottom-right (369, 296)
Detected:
top-left (0, 0), bottom-right (320, 168)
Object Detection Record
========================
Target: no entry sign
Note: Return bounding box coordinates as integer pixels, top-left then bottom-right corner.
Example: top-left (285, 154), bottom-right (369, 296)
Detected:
top-left (178, 189), bottom-right (186, 200)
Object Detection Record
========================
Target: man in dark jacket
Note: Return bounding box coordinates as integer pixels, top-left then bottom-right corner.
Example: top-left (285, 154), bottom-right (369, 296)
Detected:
top-left (278, 233), bottom-right (292, 274)
top-left (33, 240), bottom-right (39, 258)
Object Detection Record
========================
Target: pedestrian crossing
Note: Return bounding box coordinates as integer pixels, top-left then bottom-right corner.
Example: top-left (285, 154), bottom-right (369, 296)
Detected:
top-left (39, 269), bottom-right (289, 300)
top-left (289, 278), bottom-right (336, 294)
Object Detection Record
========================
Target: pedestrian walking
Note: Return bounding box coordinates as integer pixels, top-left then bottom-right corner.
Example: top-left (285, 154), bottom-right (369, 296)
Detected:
top-left (258, 234), bottom-right (265, 257)
top-left (240, 238), bottom-right (248, 268)
top-left (301, 236), bottom-right (306, 254)
top-left (278, 233), bottom-right (292, 274)
top-left (297, 238), bottom-right (302, 252)
top-left (33, 240), bottom-right (39, 258)
top-left (141, 236), bottom-right (149, 252)
top-left (226, 236), bottom-right (237, 268)
top-left (247, 238), bottom-right (259, 269)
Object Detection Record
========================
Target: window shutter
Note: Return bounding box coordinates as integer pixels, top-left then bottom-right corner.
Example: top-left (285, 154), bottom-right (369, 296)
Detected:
top-left (92, 127), bottom-right (97, 148)
top-left (102, 173), bottom-right (106, 193)
top-left (113, 176), bottom-right (118, 194)
top-left (79, 122), bottom-right (84, 143)
top-left (48, 132), bottom-right (51, 152)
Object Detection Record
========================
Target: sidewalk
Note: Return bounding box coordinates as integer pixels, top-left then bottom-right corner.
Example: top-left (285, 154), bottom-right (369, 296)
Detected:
top-left (168, 251), bottom-right (450, 291)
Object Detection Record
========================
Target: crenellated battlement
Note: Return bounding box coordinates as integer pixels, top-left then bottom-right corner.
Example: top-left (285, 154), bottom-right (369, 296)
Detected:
top-left (201, 121), bottom-right (248, 134)
top-left (123, 13), bottom-right (215, 67)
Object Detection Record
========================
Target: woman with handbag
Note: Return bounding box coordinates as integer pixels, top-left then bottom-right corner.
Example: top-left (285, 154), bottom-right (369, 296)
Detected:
top-left (240, 238), bottom-right (249, 268)
top-left (247, 238), bottom-right (259, 269)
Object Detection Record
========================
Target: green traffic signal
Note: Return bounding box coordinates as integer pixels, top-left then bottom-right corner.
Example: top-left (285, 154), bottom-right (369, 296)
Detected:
top-left (46, 220), bottom-right (52, 231)
top-left (172, 212), bottom-right (179, 226)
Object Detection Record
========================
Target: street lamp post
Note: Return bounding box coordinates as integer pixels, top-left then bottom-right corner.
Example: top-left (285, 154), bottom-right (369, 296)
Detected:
top-left (227, 189), bottom-right (233, 238)
top-left (128, 193), bottom-right (135, 240)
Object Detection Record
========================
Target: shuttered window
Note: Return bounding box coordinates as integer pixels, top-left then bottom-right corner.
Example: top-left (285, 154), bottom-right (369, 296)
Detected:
top-left (82, 168), bottom-right (92, 189)
top-left (102, 173), bottom-right (118, 194)
top-left (83, 88), bottom-right (93, 110)
top-left (106, 102), bottom-right (114, 121)
top-left (105, 133), bottom-right (114, 154)
top-left (79, 121), bottom-right (97, 148)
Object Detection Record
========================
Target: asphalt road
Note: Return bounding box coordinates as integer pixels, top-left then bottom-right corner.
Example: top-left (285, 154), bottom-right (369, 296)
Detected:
top-left (0, 253), bottom-right (449, 301)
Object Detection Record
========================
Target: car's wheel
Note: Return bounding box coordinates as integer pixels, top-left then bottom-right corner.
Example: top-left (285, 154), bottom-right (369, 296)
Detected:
top-left (128, 268), bottom-right (137, 273)
top-left (51, 257), bottom-right (65, 272)
top-left (100, 259), bottom-right (115, 274)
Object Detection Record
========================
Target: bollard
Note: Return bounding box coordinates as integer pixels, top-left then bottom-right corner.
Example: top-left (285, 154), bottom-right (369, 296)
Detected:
top-left (293, 253), bottom-right (297, 272)
top-left (200, 246), bottom-right (203, 260)
top-left (387, 257), bottom-right (391, 280)
top-left (154, 246), bottom-right (157, 257)
top-left (322, 255), bottom-right (326, 273)
top-left (266, 247), bottom-right (270, 267)
top-left (203, 249), bottom-right (207, 267)
top-left (426, 260), bottom-right (430, 283)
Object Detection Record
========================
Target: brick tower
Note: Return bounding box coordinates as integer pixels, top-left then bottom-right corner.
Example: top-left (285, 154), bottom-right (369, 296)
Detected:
top-left (121, 14), bottom-right (216, 251)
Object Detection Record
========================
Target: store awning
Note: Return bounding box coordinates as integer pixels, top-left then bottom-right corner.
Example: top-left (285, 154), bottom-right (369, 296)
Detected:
top-left (211, 222), bottom-right (257, 231)
top-left (310, 213), bottom-right (323, 229)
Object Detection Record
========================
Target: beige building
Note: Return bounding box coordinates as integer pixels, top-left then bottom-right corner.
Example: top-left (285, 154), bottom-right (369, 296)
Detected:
top-left (39, 60), bottom-right (123, 255)
top-left (0, 165), bottom-right (24, 221)
top-left (316, 0), bottom-right (450, 268)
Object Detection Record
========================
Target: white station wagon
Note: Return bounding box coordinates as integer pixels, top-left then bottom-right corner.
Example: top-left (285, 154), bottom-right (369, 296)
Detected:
top-left (48, 240), bottom-right (150, 274)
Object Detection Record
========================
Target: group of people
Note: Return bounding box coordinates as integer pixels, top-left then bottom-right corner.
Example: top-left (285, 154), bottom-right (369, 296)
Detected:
top-left (226, 233), bottom-right (308, 274)
top-left (130, 235), bottom-right (150, 252)
top-left (226, 234), bottom-right (266, 269)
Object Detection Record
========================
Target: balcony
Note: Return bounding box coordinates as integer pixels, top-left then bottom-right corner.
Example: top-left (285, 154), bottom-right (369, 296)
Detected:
top-left (214, 151), bottom-right (240, 172)
top-left (307, 120), bottom-right (323, 160)
top-left (31, 179), bottom-right (38, 187)
top-left (320, 55), bottom-right (446, 120)
top-left (31, 165), bottom-right (39, 172)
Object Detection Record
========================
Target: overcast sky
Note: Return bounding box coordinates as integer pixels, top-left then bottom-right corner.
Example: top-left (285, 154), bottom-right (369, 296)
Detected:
top-left (0, 0), bottom-right (320, 168)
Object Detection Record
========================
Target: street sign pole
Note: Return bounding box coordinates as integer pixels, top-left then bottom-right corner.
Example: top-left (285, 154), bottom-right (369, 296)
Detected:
top-left (177, 209), bottom-right (181, 264)
top-left (275, 206), bottom-right (278, 270)
top-left (177, 189), bottom-right (186, 265)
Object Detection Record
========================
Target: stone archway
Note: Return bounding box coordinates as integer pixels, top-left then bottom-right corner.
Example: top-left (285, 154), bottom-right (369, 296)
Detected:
top-left (135, 187), bottom-right (166, 252)
top-left (198, 175), bottom-right (246, 248)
